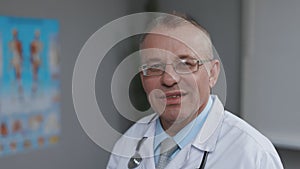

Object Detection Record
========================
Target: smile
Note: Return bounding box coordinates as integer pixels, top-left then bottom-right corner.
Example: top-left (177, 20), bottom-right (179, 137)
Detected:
top-left (157, 91), bottom-right (187, 105)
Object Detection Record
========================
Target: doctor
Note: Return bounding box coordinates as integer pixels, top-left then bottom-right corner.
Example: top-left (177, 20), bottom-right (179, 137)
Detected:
top-left (107, 13), bottom-right (283, 169)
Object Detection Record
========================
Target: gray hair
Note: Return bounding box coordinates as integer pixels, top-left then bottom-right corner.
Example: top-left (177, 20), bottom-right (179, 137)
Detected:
top-left (140, 12), bottom-right (213, 59)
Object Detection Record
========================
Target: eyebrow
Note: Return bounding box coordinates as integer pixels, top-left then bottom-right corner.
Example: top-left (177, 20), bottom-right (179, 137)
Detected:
top-left (145, 58), bottom-right (163, 62)
top-left (177, 54), bottom-right (196, 59)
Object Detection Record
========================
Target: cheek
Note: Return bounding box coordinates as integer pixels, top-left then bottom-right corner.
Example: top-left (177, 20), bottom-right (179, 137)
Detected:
top-left (142, 77), bottom-right (160, 94)
top-left (191, 73), bottom-right (210, 96)
top-left (197, 77), bottom-right (210, 96)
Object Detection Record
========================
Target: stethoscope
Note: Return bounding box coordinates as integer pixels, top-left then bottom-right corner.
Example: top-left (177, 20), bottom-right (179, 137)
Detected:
top-left (128, 137), bottom-right (209, 169)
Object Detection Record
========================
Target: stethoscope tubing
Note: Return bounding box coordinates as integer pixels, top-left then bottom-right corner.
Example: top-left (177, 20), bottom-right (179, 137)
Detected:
top-left (198, 151), bottom-right (208, 169)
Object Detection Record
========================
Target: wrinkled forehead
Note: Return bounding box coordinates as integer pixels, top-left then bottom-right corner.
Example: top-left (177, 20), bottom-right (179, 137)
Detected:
top-left (140, 24), bottom-right (212, 62)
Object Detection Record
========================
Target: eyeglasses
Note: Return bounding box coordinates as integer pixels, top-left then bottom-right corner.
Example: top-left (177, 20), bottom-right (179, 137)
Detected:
top-left (140, 58), bottom-right (212, 76)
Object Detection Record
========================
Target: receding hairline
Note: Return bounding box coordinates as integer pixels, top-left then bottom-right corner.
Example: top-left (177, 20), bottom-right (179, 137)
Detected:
top-left (140, 13), bottom-right (211, 46)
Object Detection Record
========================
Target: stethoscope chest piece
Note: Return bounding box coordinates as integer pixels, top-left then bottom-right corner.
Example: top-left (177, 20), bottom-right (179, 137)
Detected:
top-left (128, 137), bottom-right (147, 169)
top-left (128, 152), bottom-right (142, 169)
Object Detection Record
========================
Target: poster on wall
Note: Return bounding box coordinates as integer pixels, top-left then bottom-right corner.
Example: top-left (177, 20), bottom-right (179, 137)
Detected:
top-left (0, 16), bottom-right (61, 156)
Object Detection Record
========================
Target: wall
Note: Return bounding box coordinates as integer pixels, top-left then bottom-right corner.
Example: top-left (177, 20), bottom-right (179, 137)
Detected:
top-left (241, 0), bottom-right (300, 168)
top-left (0, 0), bottom-right (146, 168)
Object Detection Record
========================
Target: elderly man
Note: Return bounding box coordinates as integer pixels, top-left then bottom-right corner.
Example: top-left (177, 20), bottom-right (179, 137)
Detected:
top-left (107, 14), bottom-right (283, 169)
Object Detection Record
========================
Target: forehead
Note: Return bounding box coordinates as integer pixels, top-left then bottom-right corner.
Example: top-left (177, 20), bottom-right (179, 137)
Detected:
top-left (141, 24), bottom-right (211, 60)
top-left (139, 48), bottom-right (195, 63)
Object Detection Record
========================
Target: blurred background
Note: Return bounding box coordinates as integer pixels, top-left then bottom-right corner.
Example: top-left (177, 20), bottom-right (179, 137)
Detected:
top-left (0, 0), bottom-right (299, 168)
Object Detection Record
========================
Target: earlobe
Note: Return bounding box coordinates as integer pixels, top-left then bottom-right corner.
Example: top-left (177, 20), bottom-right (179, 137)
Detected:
top-left (209, 77), bottom-right (215, 88)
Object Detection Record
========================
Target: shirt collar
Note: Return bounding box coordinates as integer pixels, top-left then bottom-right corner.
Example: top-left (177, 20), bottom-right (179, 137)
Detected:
top-left (154, 96), bottom-right (213, 151)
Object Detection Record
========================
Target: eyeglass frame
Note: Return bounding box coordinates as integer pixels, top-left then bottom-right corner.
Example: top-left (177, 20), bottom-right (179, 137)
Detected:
top-left (139, 58), bottom-right (213, 76)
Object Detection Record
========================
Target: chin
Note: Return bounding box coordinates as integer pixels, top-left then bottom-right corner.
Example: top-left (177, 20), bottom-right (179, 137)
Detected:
top-left (162, 109), bottom-right (193, 123)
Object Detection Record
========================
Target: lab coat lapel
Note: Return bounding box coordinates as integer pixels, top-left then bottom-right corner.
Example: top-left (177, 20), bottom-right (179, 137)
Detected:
top-left (193, 95), bottom-right (225, 152)
top-left (139, 115), bottom-right (157, 169)
top-left (139, 137), bottom-right (155, 169)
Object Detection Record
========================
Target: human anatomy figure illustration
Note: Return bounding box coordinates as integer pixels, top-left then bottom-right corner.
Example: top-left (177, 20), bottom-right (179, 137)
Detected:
top-left (9, 29), bottom-right (23, 100)
top-left (30, 30), bottom-right (43, 96)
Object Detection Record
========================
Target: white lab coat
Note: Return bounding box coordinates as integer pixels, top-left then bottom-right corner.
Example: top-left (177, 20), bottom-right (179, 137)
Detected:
top-left (107, 96), bottom-right (284, 169)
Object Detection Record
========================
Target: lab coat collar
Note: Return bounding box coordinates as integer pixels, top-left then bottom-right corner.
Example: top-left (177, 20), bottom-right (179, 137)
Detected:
top-left (192, 95), bottom-right (225, 152)
top-left (139, 113), bottom-right (157, 158)
top-left (138, 114), bottom-right (157, 168)
top-left (143, 114), bottom-right (158, 138)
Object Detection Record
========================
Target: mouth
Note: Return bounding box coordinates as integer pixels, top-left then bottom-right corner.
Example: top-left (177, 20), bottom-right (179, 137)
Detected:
top-left (158, 91), bottom-right (187, 105)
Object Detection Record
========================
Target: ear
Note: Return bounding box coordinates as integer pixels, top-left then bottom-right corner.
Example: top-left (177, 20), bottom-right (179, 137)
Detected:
top-left (209, 59), bottom-right (220, 88)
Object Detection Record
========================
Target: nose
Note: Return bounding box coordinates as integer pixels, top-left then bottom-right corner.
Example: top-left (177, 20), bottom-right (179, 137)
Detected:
top-left (161, 64), bottom-right (180, 87)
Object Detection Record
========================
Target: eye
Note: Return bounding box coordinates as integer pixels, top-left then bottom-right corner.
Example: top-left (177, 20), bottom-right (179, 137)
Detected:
top-left (149, 63), bottom-right (162, 68)
top-left (147, 63), bottom-right (164, 72)
top-left (178, 59), bottom-right (197, 67)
